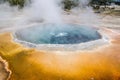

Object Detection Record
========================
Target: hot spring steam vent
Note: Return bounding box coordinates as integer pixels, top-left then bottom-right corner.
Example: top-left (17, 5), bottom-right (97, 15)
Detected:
top-left (14, 24), bottom-right (102, 45)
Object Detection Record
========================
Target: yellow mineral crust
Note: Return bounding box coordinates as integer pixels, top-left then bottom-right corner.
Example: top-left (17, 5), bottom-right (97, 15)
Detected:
top-left (0, 31), bottom-right (120, 80)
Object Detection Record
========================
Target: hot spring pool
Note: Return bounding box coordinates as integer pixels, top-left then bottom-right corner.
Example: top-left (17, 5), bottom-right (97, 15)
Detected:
top-left (14, 24), bottom-right (102, 44)
top-left (13, 24), bottom-right (107, 50)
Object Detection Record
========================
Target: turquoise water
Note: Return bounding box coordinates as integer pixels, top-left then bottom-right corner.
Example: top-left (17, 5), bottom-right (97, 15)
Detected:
top-left (15, 24), bottom-right (102, 44)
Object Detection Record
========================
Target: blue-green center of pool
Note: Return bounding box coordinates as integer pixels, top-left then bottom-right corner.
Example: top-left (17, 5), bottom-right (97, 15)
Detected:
top-left (15, 24), bottom-right (102, 44)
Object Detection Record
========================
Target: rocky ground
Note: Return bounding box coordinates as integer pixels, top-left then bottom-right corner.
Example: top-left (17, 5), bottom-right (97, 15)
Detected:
top-left (99, 9), bottom-right (120, 32)
top-left (63, 9), bottom-right (120, 32)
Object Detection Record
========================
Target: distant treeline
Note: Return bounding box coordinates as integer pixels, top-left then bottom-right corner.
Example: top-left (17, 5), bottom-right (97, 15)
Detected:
top-left (0, 0), bottom-right (119, 9)
top-left (0, 0), bottom-right (26, 7)
top-left (91, 0), bottom-right (120, 5)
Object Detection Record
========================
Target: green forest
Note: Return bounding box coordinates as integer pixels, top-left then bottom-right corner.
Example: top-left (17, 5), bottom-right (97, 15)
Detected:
top-left (0, 0), bottom-right (119, 9)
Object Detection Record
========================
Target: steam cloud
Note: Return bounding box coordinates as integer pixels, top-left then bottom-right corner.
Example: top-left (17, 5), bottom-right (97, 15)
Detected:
top-left (0, 0), bottom-right (100, 32)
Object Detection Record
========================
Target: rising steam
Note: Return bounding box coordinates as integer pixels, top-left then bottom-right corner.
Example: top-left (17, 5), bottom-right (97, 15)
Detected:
top-left (0, 0), bottom-right (100, 32)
